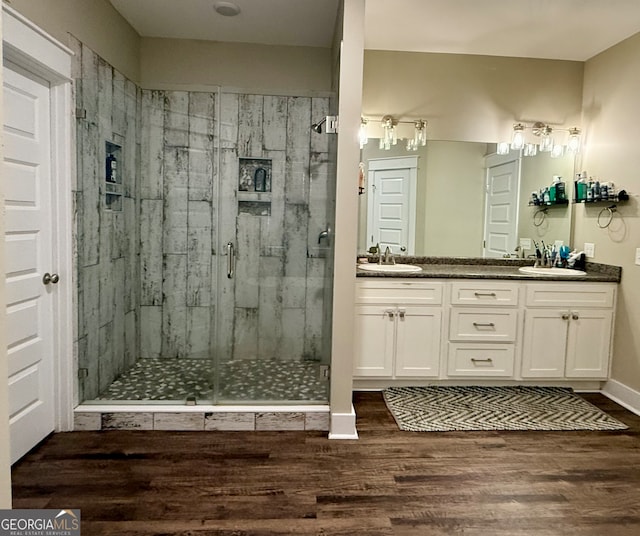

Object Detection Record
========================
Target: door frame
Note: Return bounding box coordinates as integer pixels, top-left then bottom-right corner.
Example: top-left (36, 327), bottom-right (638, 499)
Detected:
top-left (3, 5), bottom-right (74, 432)
top-left (366, 156), bottom-right (418, 255)
top-left (483, 152), bottom-right (521, 258)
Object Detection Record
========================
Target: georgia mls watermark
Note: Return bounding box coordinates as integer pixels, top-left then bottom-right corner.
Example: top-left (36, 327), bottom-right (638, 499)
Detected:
top-left (0, 510), bottom-right (80, 536)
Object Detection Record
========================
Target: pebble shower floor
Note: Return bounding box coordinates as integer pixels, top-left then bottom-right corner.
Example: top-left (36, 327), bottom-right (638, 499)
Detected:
top-left (95, 358), bottom-right (329, 402)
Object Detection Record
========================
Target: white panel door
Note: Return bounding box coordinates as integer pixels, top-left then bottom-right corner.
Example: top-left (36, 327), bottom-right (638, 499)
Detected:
top-left (484, 159), bottom-right (519, 258)
top-left (366, 156), bottom-right (417, 255)
top-left (371, 168), bottom-right (410, 253)
top-left (3, 65), bottom-right (55, 463)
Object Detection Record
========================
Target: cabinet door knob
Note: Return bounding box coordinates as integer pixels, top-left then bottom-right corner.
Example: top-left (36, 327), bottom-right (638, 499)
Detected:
top-left (561, 313), bottom-right (570, 320)
top-left (572, 312), bottom-right (579, 320)
top-left (398, 309), bottom-right (406, 319)
top-left (385, 309), bottom-right (395, 319)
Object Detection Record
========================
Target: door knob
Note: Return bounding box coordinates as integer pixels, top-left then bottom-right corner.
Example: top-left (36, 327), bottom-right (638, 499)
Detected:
top-left (43, 272), bottom-right (60, 285)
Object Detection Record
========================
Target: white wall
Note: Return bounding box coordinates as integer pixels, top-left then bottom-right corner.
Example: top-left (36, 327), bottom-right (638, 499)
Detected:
top-left (0, 5), bottom-right (13, 509)
top-left (579, 31), bottom-right (640, 393)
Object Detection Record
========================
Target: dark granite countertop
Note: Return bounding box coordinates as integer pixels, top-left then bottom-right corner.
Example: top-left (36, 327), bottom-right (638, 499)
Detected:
top-left (355, 256), bottom-right (621, 283)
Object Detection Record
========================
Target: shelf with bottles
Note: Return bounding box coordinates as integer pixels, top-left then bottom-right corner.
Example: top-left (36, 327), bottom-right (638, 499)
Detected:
top-left (528, 198), bottom-right (569, 207)
top-left (573, 190), bottom-right (629, 204)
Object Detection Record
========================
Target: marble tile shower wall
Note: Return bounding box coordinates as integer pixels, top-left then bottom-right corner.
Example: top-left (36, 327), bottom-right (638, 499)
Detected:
top-left (139, 90), bottom-right (334, 364)
top-left (71, 38), bottom-right (140, 402)
top-left (71, 39), bottom-right (335, 402)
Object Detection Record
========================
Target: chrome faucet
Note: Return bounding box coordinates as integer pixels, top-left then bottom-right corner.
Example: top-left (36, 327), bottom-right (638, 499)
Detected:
top-left (381, 246), bottom-right (395, 265)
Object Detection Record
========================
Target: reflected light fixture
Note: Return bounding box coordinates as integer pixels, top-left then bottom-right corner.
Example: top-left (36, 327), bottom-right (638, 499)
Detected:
top-left (536, 124), bottom-right (554, 152)
top-left (511, 123), bottom-right (525, 150)
top-left (523, 143), bottom-right (538, 157)
top-left (496, 141), bottom-right (510, 155)
top-left (381, 115), bottom-right (398, 150)
top-left (359, 118), bottom-right (369, 149)
top-left (550, 144), bottom-right (565, 158)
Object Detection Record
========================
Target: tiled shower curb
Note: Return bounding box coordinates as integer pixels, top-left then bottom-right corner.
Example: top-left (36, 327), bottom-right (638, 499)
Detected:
top-left (74, 405), bottom-right (331, 432)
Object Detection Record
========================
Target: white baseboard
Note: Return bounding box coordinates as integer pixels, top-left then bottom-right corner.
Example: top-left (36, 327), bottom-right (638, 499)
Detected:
top-left (601, 379), bottom-right (640, 417)
top-left (329, 406), bottom-right (358, 439)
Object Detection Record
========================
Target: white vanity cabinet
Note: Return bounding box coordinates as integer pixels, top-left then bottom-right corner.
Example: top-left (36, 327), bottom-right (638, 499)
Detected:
top-left (521, 283), bottom-right (616, 379)
top-left (354, 280), bottom-right (443, 378)
top-left (353, 277), bottom-right (617, 386)
top-left (447, 282), bottom-right (519, 378)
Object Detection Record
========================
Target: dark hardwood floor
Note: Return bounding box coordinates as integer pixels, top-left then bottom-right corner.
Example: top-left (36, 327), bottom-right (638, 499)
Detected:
top-left (11, 392), bottom-right (640, 535)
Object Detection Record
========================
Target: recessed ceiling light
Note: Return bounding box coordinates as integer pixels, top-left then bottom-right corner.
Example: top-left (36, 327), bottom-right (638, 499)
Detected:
top-left (213, 1), bottom-right (241, 17)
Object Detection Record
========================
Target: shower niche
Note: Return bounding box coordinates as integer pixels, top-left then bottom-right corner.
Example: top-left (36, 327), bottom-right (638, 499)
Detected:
top-left (238, 157), bottom-right (272, 216)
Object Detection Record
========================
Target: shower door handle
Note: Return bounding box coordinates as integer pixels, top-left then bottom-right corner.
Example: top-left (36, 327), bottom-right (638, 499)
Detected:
top-left (226, 241), bottom-right (235, 279)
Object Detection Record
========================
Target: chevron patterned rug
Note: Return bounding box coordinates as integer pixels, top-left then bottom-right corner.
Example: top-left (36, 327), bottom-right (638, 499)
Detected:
top-left (383, 386), bottom-right (628, 432)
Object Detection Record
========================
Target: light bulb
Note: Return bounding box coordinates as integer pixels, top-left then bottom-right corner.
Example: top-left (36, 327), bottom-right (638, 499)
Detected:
top-left (550, 144), bottom-right (564, 158)
top-left (359, 118), bottom-right (368, 149)
top-left (511, 123), bottom-right (525, 150)
top-left (567, 127), bottom-right (581, 153)
top-left (523, 143), bottom-right (538, 157)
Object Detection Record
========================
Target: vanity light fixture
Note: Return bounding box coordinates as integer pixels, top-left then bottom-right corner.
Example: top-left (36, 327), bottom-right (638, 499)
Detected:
top-left (359, 118), bottom-right (369, 149)
top-left (361, 115), bottom-right (429, 151)
top-left (550, 144), bottom-right (565, 158)
top-left (537, 125), bottom-right (554, 152)
top-left (567, 127), bottom-right (581, 153)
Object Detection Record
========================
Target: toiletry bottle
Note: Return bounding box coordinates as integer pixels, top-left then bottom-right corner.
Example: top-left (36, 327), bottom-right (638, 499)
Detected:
top-left (600, 182), bottom-right (609, 200)
top-left (594, 180), bottom-right (601, 200)
top-left (543, 187), bottom-right (550, 204)
top-left (555, 176), bottom-right (566, 201)
top-left (106, 153), bottom-right (117, 183)
top-left (549, 181), bottom-right (556, 203)
top-left (586, 180), bottom-right (593, 201)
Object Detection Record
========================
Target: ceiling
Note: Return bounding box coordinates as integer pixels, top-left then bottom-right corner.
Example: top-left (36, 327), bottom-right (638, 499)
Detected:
top-left (109, 0), bottom-right (640, 61)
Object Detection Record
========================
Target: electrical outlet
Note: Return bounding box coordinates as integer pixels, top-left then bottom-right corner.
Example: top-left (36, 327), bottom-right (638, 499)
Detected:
top-left (635, 248), bottom-right (640, 266)
top-left (584, 242), bottom-right (595, 258)
top-left (520, 238), bottom-right (532, 250)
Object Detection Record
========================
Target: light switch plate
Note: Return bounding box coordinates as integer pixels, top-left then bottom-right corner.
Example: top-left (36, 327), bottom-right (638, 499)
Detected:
top-left (584, 242), bottom-right (595, 258)
top-left (520, 238), bottom-right (532, 250)
top-left (635, 248), bottom-right (640, 266)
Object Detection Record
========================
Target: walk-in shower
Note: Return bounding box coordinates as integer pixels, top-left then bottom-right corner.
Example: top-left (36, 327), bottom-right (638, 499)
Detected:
top-left (73, 39), bottom-right (336, 407)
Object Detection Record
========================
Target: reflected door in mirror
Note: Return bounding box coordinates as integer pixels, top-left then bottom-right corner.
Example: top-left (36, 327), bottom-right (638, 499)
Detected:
top-left (484, 156), bottom-right (519, 258)
top-left (366, 156), bottom-right (417, 255)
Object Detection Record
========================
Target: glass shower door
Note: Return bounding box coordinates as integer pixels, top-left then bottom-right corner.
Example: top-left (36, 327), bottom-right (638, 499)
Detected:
top-left (212, 91), bottom-right (335, 404)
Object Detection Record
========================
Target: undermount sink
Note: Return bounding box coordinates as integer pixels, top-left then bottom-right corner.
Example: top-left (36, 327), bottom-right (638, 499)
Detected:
top-left (358, 263), bottom-right (422, 273)
top-left (519, 266), bottom-right (586, 276)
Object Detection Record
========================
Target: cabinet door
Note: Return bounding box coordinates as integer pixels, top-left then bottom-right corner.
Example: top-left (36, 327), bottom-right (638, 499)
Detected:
top-left (395, 306), bottom-right (441, 377)
top-left (565, 309), bottom-right (613, 378)
top-left (353, 305), bottom-right (395, 377)
top-left (521, 309), bottom-right (569, 378)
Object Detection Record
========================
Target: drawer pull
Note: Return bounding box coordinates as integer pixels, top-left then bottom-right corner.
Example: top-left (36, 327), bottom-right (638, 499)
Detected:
top-left (471, 358), bottom-right (493, 364)
top-left (473, 322), bottom-right (495, 328)
top-left (474, 292), bottom-right (497, 297)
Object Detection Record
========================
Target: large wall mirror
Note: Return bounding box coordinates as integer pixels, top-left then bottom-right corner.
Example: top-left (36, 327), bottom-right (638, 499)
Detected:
top-left (358, 139), bottom-right (576, 258)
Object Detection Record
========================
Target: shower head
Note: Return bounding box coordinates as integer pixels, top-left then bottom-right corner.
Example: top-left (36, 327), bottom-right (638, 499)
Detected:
top-left (311, 117), bottom-right (327, 134)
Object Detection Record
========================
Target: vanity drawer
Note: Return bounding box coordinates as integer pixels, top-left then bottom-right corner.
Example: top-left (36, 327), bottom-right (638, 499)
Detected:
top-left (356, 280), bottom-right (443, 305)
top-left (450, 282), bottom-right (519, 306)
top-left (525, 283), bottom-right (615, 307)
top-left (449, 309), bottom-right (517, 342)
top-left (447, 343), bottom-right (515, 377)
